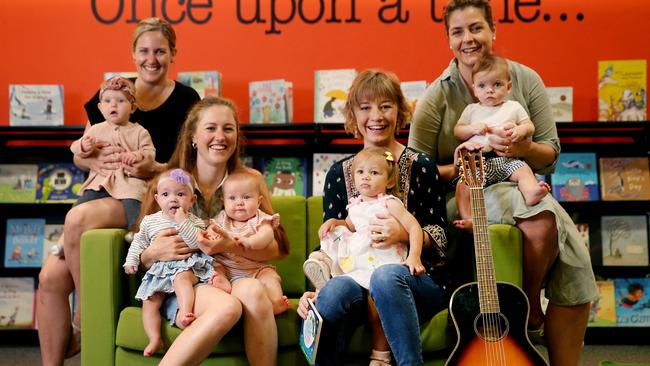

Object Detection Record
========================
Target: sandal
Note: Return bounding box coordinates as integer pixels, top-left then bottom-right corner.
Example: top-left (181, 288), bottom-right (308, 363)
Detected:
top-left (65, 320), bottom-right (81, 359)
top-left (369, 349), bottom-right (392, 366)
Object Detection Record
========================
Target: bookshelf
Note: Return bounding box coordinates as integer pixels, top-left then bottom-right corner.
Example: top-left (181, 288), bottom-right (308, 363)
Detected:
top-left (0, 122), bottom-right (649, 345)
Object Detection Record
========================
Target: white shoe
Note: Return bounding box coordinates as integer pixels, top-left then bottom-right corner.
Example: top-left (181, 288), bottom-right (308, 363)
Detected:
top-left (303, 259), bottom-right (330, 289)
top-left (50, 244), bottom-right (64, 257)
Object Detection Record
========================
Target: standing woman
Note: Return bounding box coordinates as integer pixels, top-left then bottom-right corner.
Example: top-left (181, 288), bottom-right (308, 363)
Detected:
top-left (299, 70), bottom-right (448, 365)
top-left (37, 18), bottom-right (199, 366)
top-left (408, 1), bottom-right (597, 365)
top-left (143, 96), bottom-right (288, 365)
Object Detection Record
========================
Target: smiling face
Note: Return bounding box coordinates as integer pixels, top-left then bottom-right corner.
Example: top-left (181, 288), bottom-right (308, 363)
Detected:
top-left (97, 89), bottom-right (134, 126)
top-left (222, 176), bottom-right (261, 222)
top-left (155, 179), bottom-right (195, 219)
top-left (353, 98), bottom-right (399, 148)
top-left (192, 105), bottom-right (238, 169)
top-left (353, 154), bottom-right (392, 200)
top-left (447, 6), bottom-right (495, 72)
top-left (473, 67), bottom-right (511, 106)
top-left (132, 30), bottom-right (175, 85)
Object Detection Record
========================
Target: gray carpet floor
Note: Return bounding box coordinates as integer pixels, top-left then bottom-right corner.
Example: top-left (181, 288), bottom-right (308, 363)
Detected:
top-left (1, 345), bottom-right (648, 365)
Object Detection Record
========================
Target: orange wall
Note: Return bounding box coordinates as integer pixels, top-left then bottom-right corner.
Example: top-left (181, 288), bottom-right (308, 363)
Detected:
top-left (1, 0), bottom-right (648, 125)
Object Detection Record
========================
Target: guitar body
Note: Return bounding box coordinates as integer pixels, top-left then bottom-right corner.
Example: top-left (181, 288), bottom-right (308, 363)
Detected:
top-left (446, 282), bottom-right (548, 366)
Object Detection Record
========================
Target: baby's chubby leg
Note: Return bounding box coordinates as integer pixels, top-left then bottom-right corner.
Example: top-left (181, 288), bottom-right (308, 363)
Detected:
top-left (257, 268), bottom-right (290, 315)
top-left (173, 270), bottom-right (199, 329)
top-left (142, 293), bottom-right (166, 357)
top-left (210, 263), bottom-right (232, 293)
top-left (509, 165), bottom-right (550, 206)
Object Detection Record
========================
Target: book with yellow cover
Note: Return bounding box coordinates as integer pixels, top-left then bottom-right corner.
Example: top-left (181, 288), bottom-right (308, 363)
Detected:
top-left (598, 59), bottom-right (646, 121)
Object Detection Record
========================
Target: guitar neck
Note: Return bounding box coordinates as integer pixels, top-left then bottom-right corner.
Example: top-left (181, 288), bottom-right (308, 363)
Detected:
top-left (470, 186), bottom-right (500, 314)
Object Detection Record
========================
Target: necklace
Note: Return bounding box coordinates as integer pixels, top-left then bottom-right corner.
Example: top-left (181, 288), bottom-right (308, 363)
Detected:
top-left (136, 80), bottom-right (173, 112)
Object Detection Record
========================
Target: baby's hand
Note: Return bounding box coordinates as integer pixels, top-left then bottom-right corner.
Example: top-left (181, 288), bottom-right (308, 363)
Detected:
top-left (403, 257), bottom-right (425, 276)
top-left (121, 151), bottom-right (140, 166)
top-left (318, 219), bottom-right (338, 239)
top-left (473, 122), bottom-right (488, 136)
top-left (80, 136), bottom-right (96, 153)
top-left (124, 265), bottom-right (138, 274)
top-left (173, 207), bottom-right (188, 224)
top-left (236, 236), bottom-right (253, 250)
top-left (510, 125), bottom-right (528, 142)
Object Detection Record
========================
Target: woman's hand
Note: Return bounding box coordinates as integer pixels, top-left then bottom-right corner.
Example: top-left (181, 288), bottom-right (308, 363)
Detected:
top-left (124, 154), bottom-right (161, 180)
top-left (141, 228), bottom-right (193, 268)
top-left (369, 212), bottom-right (405, 248)
top-left (77, 141), bottom-right (125, 176)
top-left (197, 223), bottom-right (237, 255)
top-left (297, 291), bottom-right (318, 319)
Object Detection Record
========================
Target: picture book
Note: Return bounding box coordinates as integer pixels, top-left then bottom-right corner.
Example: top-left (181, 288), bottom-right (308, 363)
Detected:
top-left (588, 280), bottom-right (616, 327)
top-left (575, 223), bottom-right (590, 250)
top-left (599, 157), bottom-right (650, 201)
top-left (614, 278), bottom-right (650, 327)
top-left (43, 224), bottom-right (64, 264)
top-left (299, 298), bottom-right (322, 365)
top-left (4, 218), bottom-right (45, 268)
top-left (9, 85), bottom-right (64, 126)
top-left (249, 79), bottom-right (291, 123)
top-left (0, 277), bottom-right (35, 329)
top-left (261, 157), bottom-right (307, 197)
top-left (177, 71), bottom-right (221, 98)
top-left (545, 86), bottom-right (573, 122)
top-left (598, 59), bottom-right (646, 121)
top-left (0, 164), bottom-right (38, 203)
top-left (401, 81), bottom-right (428, 123)
top-left (312, 153), bottom-right (352, 196)
top-left (601, 215), bottom-right (648, 267)
top-left (35, 163), bottom-right (85, 203)
top-left (314, 69), bottom-right (357, 123)
top-left (550, 152), bottom-right (599, 201)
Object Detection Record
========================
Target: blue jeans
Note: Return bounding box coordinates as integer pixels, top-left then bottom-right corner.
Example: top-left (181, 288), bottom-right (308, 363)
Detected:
top-left (315, 264), bottom-right (445, 366)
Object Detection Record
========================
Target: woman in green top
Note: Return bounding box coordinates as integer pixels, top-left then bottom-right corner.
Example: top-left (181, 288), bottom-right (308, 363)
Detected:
top-left (408, 1), bottom-right (597, 365)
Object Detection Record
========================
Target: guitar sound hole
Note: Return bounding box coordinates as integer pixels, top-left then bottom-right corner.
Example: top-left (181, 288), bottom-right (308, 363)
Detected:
top-left (473, 313), bottom-right (509, 342)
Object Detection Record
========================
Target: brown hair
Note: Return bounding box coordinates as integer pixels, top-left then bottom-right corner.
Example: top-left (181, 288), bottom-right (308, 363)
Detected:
top-left (132, 17), bottom-right (177, 55)
top-left (343, 69), bottom-right (412, 137)
top-left (99, 76), bottom-right (136, 104)
top-left (472, 54), bottom-right (510, 80)
top-left (443, 0), bottom-right (495, 33)
top-left (223, 170), bottom-right (260, 195)
top-left (352, 147), bottom-right (399, 197)
top-left (168, 96), bottom-right (243, 176)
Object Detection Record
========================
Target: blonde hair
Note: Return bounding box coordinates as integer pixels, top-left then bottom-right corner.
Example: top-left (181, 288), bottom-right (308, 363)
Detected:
top-left (132, 17), bottom-right (177, 55)
top-left (343, 69), bottom-right (412, 137)
top-left (223, 170), bottom-right (260, 195)
top-left (352, 147), bottom-right (399, 197)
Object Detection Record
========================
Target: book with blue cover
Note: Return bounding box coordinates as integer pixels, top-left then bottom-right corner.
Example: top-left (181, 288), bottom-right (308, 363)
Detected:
top-left (588, 280), bottom-right (616, 327)
top-left (551, 152), bottom-right (599, 201)
top-left (299, 298), bottom-right (322, 365)
top-left (614, 278), bottom-right (650, 327)
top-left (4, 219), bottom-right (45, 268)
top-left (35, 163), bottom-right (85, 203)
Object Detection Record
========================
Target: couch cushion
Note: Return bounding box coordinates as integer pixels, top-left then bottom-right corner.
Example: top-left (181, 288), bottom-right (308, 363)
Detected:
top-left (269, 196), bottom-right (307, 297)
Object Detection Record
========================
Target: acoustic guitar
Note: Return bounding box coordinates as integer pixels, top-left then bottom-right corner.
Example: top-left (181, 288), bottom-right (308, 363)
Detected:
top-left (445, 148), bottom-right (549, 366)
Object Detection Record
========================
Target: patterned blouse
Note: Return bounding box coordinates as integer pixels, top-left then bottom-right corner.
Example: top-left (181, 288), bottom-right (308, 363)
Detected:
top-left (322, 147), bottom-right (447, 272)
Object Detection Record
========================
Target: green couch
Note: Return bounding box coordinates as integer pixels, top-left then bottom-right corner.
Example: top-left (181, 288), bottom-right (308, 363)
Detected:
top-left (80, 196), bottom-right (522, 365)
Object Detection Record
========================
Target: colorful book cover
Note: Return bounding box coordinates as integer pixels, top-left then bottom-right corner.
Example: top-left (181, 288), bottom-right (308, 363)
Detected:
top-left (546, 86), bottom-right (573, 122)
top-left (314, 69), bottom-right (357, 123)
top-left (35, 163), bottom-right (85, 203)
top-left (4, 218), bottom-right (45, 268)
top-left (177, 71), bottom-right (221, 98)
top-left (312, 153), bottom-right (352, 196)
top-left (598, 59), bottom-right (647, 121)
top-left (285, 81), bottom-right (294, 123)
top-left (299, 298), bottom-right (322, 365)
top-left (401, 81), bottom-right (428, 122)
top-left (249, 79), bottom-right (290, 124)
top-left (588, 280), bottom-right (616, 327)
top-left (599, 157), bottom-right (650, 201)
top-left (550, 152), bottom-right (599, 201)
top-left (262, 157), bottom-right (307, 197)
top-left (614, 278), bottom-right (650, 327)
top-left (42, 224), bottom-right (64, 264)
top-left (9, 85), bottom-right (64, 126)
top-left (0, 277), bottom-right (35, 329)
top-left (0, 164), bottom-right (38, 203)
top-left (601, 215), bottom-right (648, 267)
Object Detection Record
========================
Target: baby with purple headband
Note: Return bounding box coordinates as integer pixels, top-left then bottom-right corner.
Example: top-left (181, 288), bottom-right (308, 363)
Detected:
top-left (70, 76), bottom-right (155, 231)
top-left (123, 168), bottom-right (230, 357)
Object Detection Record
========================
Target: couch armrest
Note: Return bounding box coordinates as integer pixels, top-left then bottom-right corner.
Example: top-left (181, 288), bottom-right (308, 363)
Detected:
top-left (80, 228), bottom-right (128, 366)
top-left (489, 224), bottom-right (523, 287)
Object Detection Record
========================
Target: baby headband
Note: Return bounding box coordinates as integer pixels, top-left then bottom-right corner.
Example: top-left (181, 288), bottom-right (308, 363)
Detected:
top-left (384, 151), bottom-right (395, 163)
top-left (100, 76), bottom-right (136, 104)
top-left (157, 169), bottom-right (194, 191)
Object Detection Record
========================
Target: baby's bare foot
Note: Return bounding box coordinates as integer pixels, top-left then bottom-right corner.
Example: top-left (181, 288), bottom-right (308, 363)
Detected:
top-left (179, 312), bottom-right (196, 328)
top-left (273, 295), bottom-right (291, 315)
top-left (453, 219), bottom-right (473, 232)
top-left (143, 337), bottom-right (164, 357)
top-left (523, 181), bottom-right (550, 206)
top-left (210, 272), bottom-right (232, 293)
